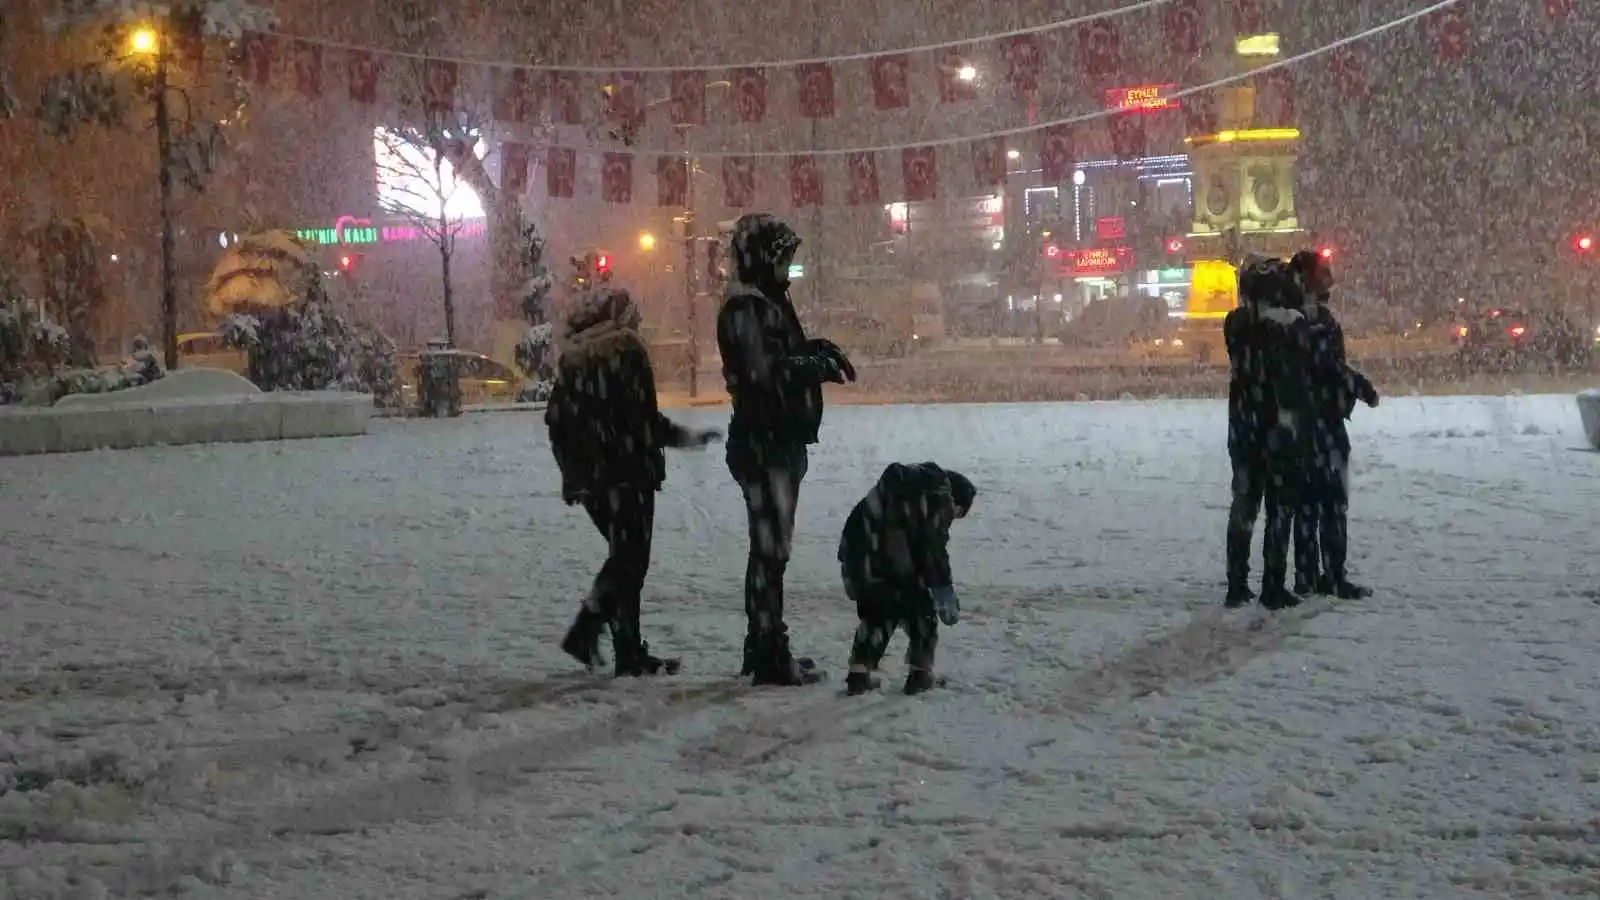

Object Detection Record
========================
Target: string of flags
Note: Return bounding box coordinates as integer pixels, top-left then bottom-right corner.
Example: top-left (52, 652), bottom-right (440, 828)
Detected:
top-left (229, 0), bottom-right (1571, 206)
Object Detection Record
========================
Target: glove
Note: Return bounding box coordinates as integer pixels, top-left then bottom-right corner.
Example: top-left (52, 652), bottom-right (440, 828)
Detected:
top-left (695, 429), bottom-right (722, 446)
top-left (930, 585), bottom-right (960, 626)
top-left (1359, 379), bottom-right (1379, 408)
top-left (818, 355), bottom-right (850, 385)
top-left (810, 338), bottom-right (857, 383)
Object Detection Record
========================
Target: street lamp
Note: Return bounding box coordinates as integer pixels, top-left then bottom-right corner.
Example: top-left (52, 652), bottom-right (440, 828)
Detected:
top-left (638, 231), bottom-right (656, 252)
top-left (128, 26), bottom-right (159, 55)
top-left (957, 65), bottom-right (977, 82)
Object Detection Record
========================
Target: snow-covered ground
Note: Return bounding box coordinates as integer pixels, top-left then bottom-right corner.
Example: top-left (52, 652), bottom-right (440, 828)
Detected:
top-left (2, 393), bottom-right (1597, 899)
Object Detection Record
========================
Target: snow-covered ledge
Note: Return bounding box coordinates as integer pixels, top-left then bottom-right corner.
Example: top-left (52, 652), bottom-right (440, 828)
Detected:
top-left (0, 369), bottom-right (371, 456)
top-left (1579, 389), bottom-right (1600, 450)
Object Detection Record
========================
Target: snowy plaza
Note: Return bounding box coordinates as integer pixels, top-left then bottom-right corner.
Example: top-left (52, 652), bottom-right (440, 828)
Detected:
top-left (1, 393), bottom-right (1597, 898)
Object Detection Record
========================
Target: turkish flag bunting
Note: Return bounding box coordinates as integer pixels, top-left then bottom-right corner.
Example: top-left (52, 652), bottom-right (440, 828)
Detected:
top-left (656, 157), bottom-right (688, 207)
top-left (601, 152), bottom-right (633, 203)
top-left (1432, 8), bottom-right (1471, 60)
top-left (1257, 69), bottom-right (1295, 124)
top-left (1078, 21), bottom-right (1121, 81)
top-left (348, 50), bottom-right (379, 104)
top-left (1002, 35), bottom-right (1042, 94)
top-left (1039, 125), bottom-right (1075, 183)
top-left (902, 146), bottom-right (938, 201)
top-left (423, 59), bottom-right (458, 115)
top-left (796, 63), bottom-right (835, 118)
top-left (669, 71), bottom-right (705, 125)
top-left (1166, 0), bottom-right (1204, 55)
top-left (971, 138), bottom-right (1006, 188)
top-left (724, 157), bottom-right (756, 207)
top-left (293, 43), bottom-right (322, 98)
top-left (548, 71), bottom-right (582, 125)
top-left (606, 72), bottom-right (644, 128)
top-left (1230, 0), bottom-right (1266, 35)
top-left (937, 49), bottom-right (978, 103)
top-left (846, 152), bottom-right (880, 205)
top-left (870, 55), bottom-right (910, 110)
top-left (493, 68), bottom-right (532, 123)
top-left (1183, 90), bottom-right (1219, 135)
top-left (1546, 0), bottom-right (1573, 19)
top-left (1328, 46), bottom-right (1366, 98)
top-left (546, 147), bottom-right (576, 199)
top-left (1107, 113), bottom-right (1146, 161)
top-left (241, 32), bottom-right (274, 85)
top-left (731, 68), bottom-right (767, 123)
top-left (790, 155), bottom-right (823, 206)
top-left (502, 142), bottom-right (530, 194)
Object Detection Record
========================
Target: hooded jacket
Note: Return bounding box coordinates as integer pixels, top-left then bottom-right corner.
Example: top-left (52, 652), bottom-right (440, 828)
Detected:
top-left (838, 462), bottom-right (975, 591)
top-left (717, 281), bottom-right (830, 448)
top-left (544, 287), bottom-right (696, 502)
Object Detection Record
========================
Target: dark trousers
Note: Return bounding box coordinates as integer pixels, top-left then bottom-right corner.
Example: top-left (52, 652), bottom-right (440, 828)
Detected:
top-left (844, 571), bottom-right (938, 673)
top-left (1293, 429), bottom-right (1350, 586)
top-left (1226, 439), bottom-right (1266, 590)
top-left (580, 484), bottom-right (655, 657)
top-left (1261, 425), bottom-right (1308, 591)
top-left (729, 442), bottom-right (809, 648)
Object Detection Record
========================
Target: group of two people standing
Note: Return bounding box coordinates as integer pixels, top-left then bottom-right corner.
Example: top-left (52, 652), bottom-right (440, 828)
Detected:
top-left (544, 213), bottom-right (973, 693)
top-left (1223, 249), bottom-right (1381, 610)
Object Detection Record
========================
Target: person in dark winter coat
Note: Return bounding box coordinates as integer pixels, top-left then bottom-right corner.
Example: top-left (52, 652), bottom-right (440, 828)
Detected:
top-left (717, 213), bottom-right (856, 687)
top-left (1285, 251), bottom-right (1378, 599)
top-left (839, 463), bottom-right (975, 696)
top-left (1227, 256), bottom-right (1318, 610)
top-left (545, 285), bottom-right (719, 677)
top-left (1223, 279), bottom-right (1275, 608)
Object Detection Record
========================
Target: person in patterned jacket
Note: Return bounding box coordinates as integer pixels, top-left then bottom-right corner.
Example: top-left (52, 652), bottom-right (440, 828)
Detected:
top-left (545, 285), bottom-right (718, 677)
top-left (838, 462), bottom-right (976, 696)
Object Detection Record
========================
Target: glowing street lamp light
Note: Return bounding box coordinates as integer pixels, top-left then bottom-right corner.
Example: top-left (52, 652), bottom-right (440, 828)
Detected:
top-left (956, 65), bottom-right (977, 82)
top-left (128, 26), bottom-right (159, 55)
top-left (639, 231), bottom-right (657, 252)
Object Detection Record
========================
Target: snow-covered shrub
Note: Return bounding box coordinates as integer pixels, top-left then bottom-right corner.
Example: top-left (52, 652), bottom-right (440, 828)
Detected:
top-left (0, 276), bottom-right (73, 403)
top-left (514, 323), bottom-right (555, 402)
top-left (511, 221), bottom-right (556, 402)
top-left (221, 298), bottom-right (399, 408)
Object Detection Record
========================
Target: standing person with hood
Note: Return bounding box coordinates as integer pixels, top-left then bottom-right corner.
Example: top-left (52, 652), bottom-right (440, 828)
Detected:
top-left (1223, 262), bottom-right (1276, 608)
top-left (546, 285), bottom-right (719, 677)
top-left (1285, 250), bottom-right (1378, 598)
top-left (717, 213), bottom-right (856, 686)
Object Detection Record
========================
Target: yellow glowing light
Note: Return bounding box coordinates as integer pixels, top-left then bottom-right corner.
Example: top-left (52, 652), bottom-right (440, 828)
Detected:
top-left (1184, 127), bottom-right (1301, 146)
top-left (957, 65), bottom-right (977, 82)
top-left (129, 26), bottom-right (159, 55)
top-left (1235, 34), bottom-right (1281, 56)
top-left (638, 232), bottom-right (656, 251)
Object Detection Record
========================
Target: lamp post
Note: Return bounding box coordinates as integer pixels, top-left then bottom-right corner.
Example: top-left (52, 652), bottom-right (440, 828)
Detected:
top-left (128, 24), bottom-right (179, 370)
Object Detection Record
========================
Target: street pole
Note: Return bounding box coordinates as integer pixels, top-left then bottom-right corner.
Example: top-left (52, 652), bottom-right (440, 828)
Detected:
top-left (153, 24), bottom-right (178, 369)
top-left (681, 126), bottom-right (698, 398)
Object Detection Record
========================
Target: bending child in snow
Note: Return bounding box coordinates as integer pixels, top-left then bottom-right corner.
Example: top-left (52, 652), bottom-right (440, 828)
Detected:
top-left (545, 285), bottom-right (719, 677)
top-left (839, 462), bottom-right (976, 696)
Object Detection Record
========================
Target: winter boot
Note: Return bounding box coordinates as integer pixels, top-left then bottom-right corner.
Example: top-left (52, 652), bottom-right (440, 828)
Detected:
top-left (1259, 585), bottom-right (1302, 611)
top-left (1293, 575), bottom-right (1318, 595)
top-left (613, 637), bottom-right (681, 677)
top-left (740, 632), bottom-right (757, 677)
top-left (903, 669), bottom-right (937, 696)
top-left (1225, 584), bottom-right (1255, 609)
top-left (750, 633), bottom-right (825, 687)
top-left (845, 670), bottom-right (881, 696)
top-left (560, 607), bottom-right (608, 671)
top-left (1331, 579), bottom-right (1371, 600)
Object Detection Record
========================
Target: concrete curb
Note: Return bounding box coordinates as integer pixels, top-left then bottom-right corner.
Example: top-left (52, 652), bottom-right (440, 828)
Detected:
top-left (0, 392), bottom-right (372, 457)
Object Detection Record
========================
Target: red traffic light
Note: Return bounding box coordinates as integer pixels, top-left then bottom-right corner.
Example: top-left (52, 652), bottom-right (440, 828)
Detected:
top-left (1318, 246), bottom-right (1334, 259)
top-left (1575, 234), bottom-right (1594, 252)
top-left (594, 253), bottom-right (611, 272)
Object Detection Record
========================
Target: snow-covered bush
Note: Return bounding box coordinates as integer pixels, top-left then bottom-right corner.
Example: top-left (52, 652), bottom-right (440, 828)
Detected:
top-left (222, 299), bottom-right (400, 409)
top-left (0, 276), bottom-right (72, 403)
top-left (511, 221), bottom-right (556, 402)
top-left (514, 323), bottom-right (555, 402)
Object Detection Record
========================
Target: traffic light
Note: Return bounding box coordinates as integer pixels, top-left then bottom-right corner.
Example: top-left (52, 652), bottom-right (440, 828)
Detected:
top-left (1575, 234), bottom-right (1594, 253)
top-left (337, 252), bottom-right (362, 273)
top-left (1318, 246), bottom-right (1334, 260)
top-left (594, 253), bottom-right (611, 274)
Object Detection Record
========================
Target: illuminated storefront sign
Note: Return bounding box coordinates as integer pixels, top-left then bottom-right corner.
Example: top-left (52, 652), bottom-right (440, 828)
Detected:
top-left (294, 214), bottom-right (487, 246)
top-left (1060, 246), bottom-right (1133, 277)
top-left (1095, 217), bottom-right (1126, 240)
top-left (1104, 84), bottom-right (1178, 112)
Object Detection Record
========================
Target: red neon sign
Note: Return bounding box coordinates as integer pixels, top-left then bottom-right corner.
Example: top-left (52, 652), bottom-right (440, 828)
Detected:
top-left (1096, 217), bottom-right (1126, 241)
top-left (1060, 246), bottom-right (1133, 276)
top-left (1103, 84), bottom-right (1179, 112)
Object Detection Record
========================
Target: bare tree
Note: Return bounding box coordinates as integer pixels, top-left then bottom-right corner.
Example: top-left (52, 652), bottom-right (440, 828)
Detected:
top-left (40, 0), bottom-right (274, 369)
top-left (373, 124), bottom-right (478, 346)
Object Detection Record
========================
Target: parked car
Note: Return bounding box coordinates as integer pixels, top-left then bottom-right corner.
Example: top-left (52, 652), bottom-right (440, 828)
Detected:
top-left (1458, 307), bottom-right (1593, 371)
top-left (175, 332), bottom-right (249, 376)
top-left (398, 351), bottom-right (519, 407)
